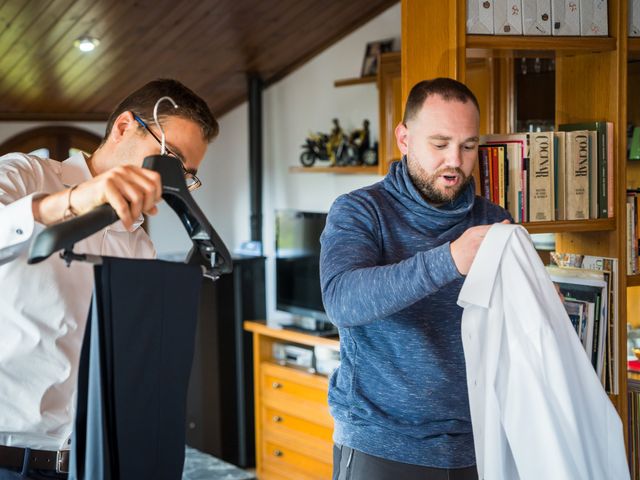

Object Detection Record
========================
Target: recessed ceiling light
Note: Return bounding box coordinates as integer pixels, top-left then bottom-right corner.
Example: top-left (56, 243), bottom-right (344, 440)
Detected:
top-left (74, 36), bottom-right (100, 52)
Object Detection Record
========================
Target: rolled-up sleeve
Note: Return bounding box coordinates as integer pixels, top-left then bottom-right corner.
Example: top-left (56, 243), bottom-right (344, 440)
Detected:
top-left (0, 155), bottom-right (45, 264)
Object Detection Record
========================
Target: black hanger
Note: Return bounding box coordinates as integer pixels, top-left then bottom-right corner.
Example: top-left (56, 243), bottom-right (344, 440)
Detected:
top-left (27, 155), bottom-right (233, 279)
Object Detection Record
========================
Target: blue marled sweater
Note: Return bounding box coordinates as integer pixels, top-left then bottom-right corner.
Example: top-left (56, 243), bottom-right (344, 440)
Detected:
top-left (319, 158), bottom-right (510, 468)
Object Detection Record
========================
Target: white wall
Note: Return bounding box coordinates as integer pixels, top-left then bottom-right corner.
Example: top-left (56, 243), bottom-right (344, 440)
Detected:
top-left (152, 3), bottom-right (401, 323)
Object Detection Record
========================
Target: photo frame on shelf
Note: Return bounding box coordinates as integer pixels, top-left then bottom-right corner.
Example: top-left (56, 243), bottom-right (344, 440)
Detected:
top-left (360, 38), bottom-right (394, 77)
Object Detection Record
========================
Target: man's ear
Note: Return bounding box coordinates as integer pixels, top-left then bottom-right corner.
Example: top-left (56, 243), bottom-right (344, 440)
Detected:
top-left (395, 121), bottom-right (409, 156)
top-left (109, 111), bottom-right (137, 144)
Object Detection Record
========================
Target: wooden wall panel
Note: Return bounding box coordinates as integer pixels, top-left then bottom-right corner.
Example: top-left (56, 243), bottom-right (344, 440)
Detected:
top-left (0, 0), bottom-right (399, 119)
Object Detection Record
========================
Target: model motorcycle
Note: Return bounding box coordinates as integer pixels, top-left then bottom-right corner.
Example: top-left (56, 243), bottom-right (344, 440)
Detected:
top-left (300, 133), bottom-right (331, 167)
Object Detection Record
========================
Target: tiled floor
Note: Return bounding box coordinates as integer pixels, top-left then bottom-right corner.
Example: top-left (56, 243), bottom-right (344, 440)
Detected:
top-left (182, 447), bottom-right (256, 480)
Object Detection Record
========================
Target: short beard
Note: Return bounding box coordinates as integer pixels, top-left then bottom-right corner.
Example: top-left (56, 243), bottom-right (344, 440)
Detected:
top-left (407, 154), bottom-right (471, 205)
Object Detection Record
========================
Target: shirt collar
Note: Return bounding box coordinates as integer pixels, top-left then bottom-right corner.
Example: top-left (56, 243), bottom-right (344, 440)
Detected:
top-left (59, 151), bottom-right (144, 232)
top-left (60, 151), bottom-right (93, 187)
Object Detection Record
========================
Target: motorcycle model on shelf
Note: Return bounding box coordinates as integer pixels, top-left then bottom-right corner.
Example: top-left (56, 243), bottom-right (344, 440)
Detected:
top-left (299, 118), bottom-right (376, 167)
top-left (299, 133), bottom-right (330, 167)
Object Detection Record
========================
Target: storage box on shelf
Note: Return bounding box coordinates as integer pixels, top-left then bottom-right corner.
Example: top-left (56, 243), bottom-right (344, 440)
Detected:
top-left (402, 0), bottom-right (631, 450)
top-left (245, 321), bottom-right (338, 480)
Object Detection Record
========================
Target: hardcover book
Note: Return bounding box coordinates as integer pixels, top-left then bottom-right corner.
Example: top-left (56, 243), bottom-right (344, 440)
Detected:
top-left (528, 131), bottom-right (555, 221)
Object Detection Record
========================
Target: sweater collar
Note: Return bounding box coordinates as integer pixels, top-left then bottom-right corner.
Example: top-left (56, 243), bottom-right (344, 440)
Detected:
top-left (384, 157), bottom-right (475, 229)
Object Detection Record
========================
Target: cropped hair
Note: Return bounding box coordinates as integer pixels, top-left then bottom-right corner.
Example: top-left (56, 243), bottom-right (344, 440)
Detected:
top-left (102, 79), bottom-right (219, 144)
top-left (402, 77), bottom-right (480, 124)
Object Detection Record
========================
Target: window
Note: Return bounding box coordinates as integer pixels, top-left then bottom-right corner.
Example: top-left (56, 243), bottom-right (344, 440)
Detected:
top-left (0, 126), bottom-right (102, 161)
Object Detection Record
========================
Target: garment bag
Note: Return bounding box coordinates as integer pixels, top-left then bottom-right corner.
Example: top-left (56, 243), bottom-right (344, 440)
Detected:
top-left (69, 257), bottom-right (202, 480)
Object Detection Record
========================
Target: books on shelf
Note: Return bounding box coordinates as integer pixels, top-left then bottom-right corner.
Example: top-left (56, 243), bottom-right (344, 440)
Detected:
top-left (564, 130), bottom-right (590, 220)
top-left (466, 0), bottom-right (608, 36)
top-left (529, 131), bottom-right (555, 221)
top-left (627, 190), bottom-right (640, 275)
top-left (558, 121), bottom-right (611, 219)
top-left (478, 121), bottom-right (613, 224)
top-left (549, 253), bottom-right (619, 394)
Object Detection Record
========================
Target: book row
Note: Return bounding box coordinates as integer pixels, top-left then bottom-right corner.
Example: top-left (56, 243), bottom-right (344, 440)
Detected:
top-left (466, 0), bottom-right (613, 36)
top-left (548, 252), bottom-right (619, 394)
top-left (477, 121), bottom-right (614, 223)
top-left (627, 191), bottom-right (640, 275)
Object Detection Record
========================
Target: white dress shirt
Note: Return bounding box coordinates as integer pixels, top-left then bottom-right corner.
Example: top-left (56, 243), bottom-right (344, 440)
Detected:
top-left (0, 152), bottom-right (155, 450)
top-left (458, 224), bottom-right (629, 480)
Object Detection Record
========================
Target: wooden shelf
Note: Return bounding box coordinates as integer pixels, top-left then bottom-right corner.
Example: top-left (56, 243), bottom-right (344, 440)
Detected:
top-left (520, 218), bottom-right (616, 234)
top-left (630, 38), bottom-right (640, 59)
top-left (244, 321), bottom-right (339, 348)
top-left (333, 75), bottom-right (376, 87)
top-left (289, 165), bottom-right (379, 174)
top-left (628, 275), bottom-right (640, 287)
top-left (466, 35), bottom-right (616, 57)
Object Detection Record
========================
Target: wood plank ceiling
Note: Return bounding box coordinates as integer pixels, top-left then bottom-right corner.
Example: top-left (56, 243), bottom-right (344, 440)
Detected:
top-left (0, 0), bottom-right (398, 120)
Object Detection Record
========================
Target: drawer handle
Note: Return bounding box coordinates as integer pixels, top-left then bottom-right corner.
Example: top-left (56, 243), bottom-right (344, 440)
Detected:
top-left (272, 382), bottom-right (283, 389)
top-left (273, 415), bottom-right (283, 423)
top-left (273, 449), bottom-right (283, 457)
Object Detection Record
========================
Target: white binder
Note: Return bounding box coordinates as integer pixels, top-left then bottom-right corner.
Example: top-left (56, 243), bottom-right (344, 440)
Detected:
top-left (467, 0), bottom-right (495, 34)
top-left (522, 0), bottom-right (552, 34)
top-left (630, 0), bottom-right (640, 37)
top-left (579, 0), bottom-right (608, 35)
top-left (551, 0), bottom-right (580, 35)
top-left (494, 0), bottom-right (524, 34)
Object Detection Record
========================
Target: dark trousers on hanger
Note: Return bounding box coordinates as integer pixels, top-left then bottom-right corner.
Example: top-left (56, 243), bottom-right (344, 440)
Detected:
top-left (69, 257), bottom-right (202, 480)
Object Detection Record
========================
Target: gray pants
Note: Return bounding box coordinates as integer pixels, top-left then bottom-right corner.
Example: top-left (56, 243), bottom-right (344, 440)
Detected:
top-left (333, 445), bottom-right (478, 480)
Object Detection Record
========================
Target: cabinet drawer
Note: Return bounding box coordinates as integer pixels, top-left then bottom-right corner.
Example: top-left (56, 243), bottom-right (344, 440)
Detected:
top-left (263, 404), bottom-right (333, 444)
top-left (261, 362), bottom-right (327, 402)
top-left (262, 438), bottom-right (332, 480)
top-left (261, 363), bottom-right (333, 427)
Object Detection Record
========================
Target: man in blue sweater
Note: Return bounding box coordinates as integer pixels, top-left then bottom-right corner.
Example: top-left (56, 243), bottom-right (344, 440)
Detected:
top-left (320, 78), bottom-right (511, 480)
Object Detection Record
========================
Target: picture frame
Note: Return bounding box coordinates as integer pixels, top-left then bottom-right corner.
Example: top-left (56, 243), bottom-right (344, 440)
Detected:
top-left (360, 38), bottom-right (394, 77)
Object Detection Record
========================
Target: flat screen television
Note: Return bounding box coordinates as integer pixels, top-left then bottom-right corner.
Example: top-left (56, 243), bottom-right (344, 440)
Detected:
top-left (275, 210), bottom-right (333, 330)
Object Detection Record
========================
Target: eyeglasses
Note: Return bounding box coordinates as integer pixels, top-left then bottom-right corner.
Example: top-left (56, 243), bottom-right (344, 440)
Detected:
top-left (132, 113), bottom-right (202, 191)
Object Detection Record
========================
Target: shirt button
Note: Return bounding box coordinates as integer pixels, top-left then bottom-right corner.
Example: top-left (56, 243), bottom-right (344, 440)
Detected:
top-left (16, 228), bottom-right (23, 235)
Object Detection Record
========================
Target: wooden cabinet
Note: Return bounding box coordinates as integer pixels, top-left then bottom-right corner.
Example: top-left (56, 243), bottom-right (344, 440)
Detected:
top-left (245, 321), bottom-right (339, 480)
top-left (401, 0), bottom-right (632, 452)
top-left (377, 51), bottom-right (402, 174)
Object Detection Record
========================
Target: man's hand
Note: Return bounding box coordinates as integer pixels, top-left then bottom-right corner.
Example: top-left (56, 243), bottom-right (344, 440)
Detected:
top-left (32, 165), bottom-right (162, 229)
top-left (450, 219), bottom-right (510, 275)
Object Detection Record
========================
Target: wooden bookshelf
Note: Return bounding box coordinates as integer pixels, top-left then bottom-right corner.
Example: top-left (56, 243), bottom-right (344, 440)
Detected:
top-left (289, 165), bottom-right (379, 174)
top-left (630, 38), bottom-right (640, 53)
top-left (333, 75), bottom-right (376, 87)
top-left (403, 0), bottom-right (631, 453)
top-left (521, 218), bottom-right (616, 235)
top-left (466, 35), bottom-right (616, 53)
top-left (629, 275), bottom-right (640, 287)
